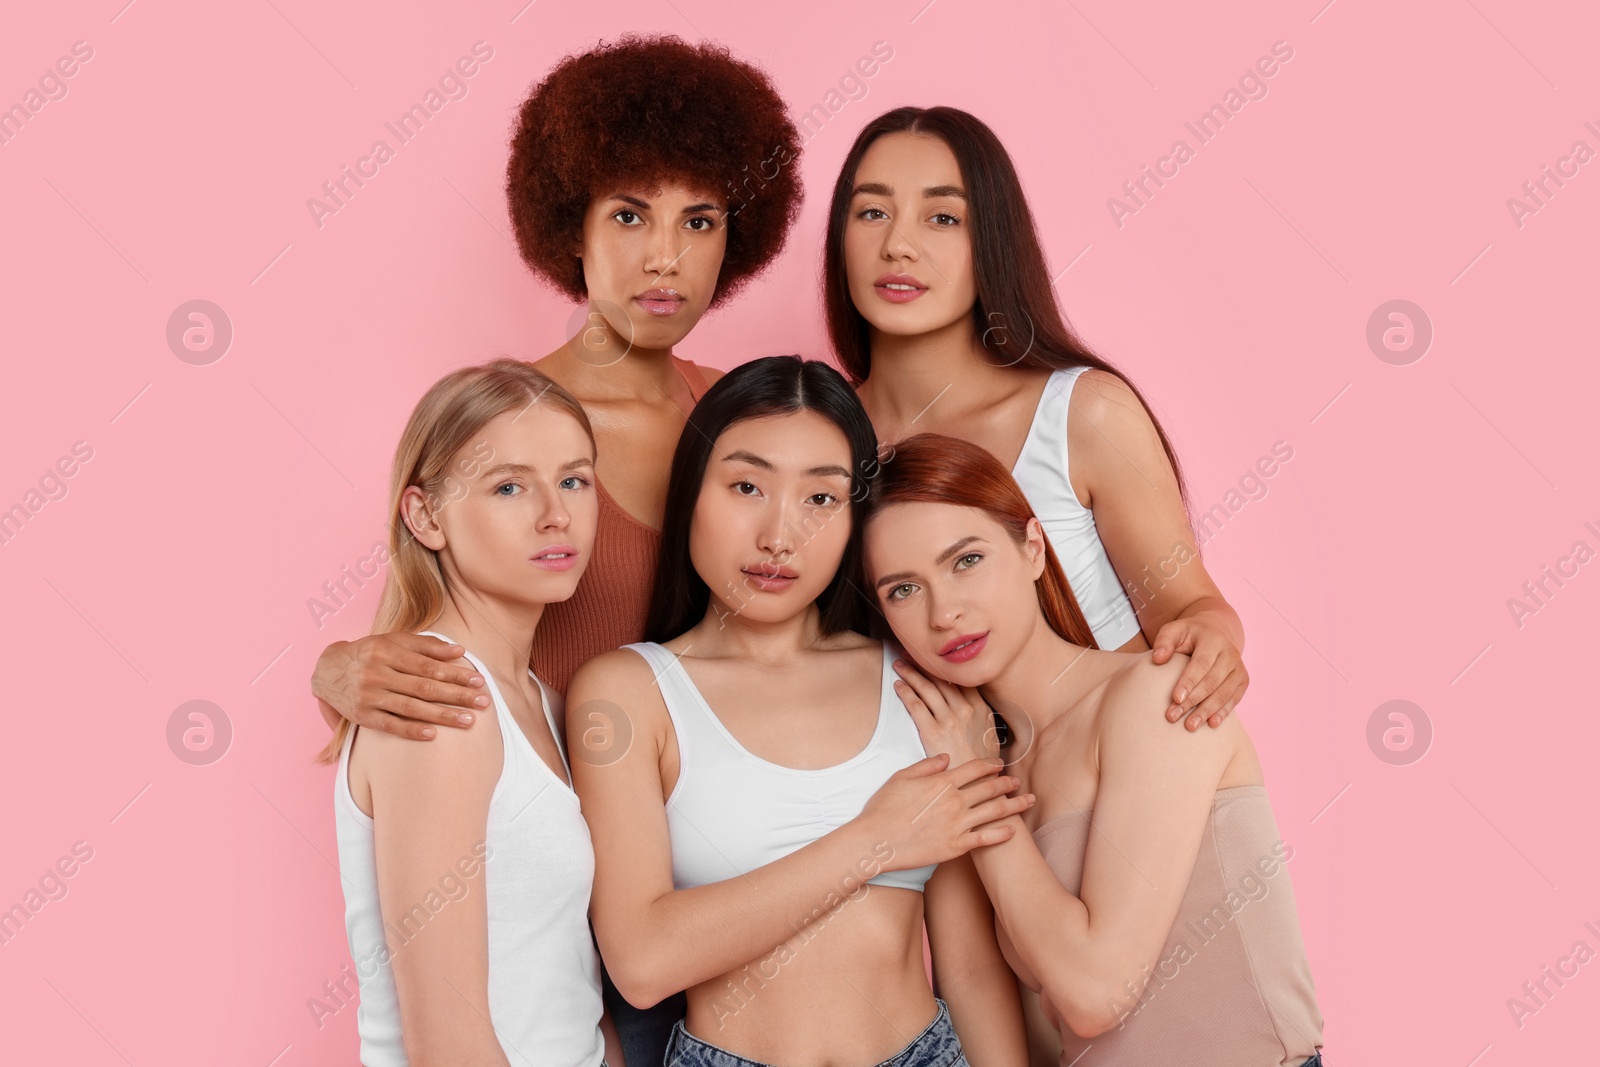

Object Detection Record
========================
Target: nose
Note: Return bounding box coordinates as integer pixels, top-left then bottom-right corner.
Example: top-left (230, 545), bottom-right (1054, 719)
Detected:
top-left (926, 582), bottom-right (963, 629)
top-left (644, 221), bottom-right (687, 279)
top-left (535, 482), bottom-right (571, 531)
top-left (756, 499), bottom-right (794, 560)
top-left (881, 216), bottom-right (918, 263)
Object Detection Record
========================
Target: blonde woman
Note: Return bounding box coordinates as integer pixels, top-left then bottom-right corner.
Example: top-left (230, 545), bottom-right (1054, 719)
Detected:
top-left (321, 359), bottom-right (619, 1066)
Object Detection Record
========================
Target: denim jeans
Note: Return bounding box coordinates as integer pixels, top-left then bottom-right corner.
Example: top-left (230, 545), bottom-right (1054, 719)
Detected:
top-left (663, 997), bottom-right (968, 1067)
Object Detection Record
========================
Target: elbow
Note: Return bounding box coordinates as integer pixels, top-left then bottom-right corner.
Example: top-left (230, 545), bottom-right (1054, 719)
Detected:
top-left (1044, 968), bottom-right (1130, 1041)
top-left (601, 946), bottom-right (676, 1011)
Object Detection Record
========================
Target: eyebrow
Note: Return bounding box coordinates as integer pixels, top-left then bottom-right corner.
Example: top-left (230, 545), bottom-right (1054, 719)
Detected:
top-left (478, 458), bottom-right (594, 479)
top-left (609, 194), bottom-right (721, 214)
top-left (873, 535), bottom-right (985, 589)
top-left (717, 448), bottom-right (852, 480)
top-left (850, 182), bottom-right (967, 200)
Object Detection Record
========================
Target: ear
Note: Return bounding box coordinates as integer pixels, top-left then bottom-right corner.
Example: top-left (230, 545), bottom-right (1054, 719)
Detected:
top-left (400, 485), bottom-right (447, 552)
top-left (1023, 516), bottom-right (1048, 581)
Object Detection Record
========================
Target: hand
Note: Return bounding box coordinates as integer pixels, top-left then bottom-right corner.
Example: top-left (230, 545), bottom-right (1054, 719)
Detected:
top-left (891, 658), bottom-right (1002, 764)
top-left (310, 633), bottom-right (489, 741)
top-left (858, 753), bottom-right (1035, 872)
top-left (1150, 612), bottom-right (1248, 730)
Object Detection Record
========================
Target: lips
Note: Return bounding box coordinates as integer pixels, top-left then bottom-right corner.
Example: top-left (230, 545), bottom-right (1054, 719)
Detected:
top-left (873, 272), bottom-right (927, 304)
top-left (937, 631), bottom-right (988, 663)
top-left (742, 562), bottom-right (798, 591)
top-left (531, 544), bottom-right (579, 571)
top-left (635, 288), bottom-right (685, 316)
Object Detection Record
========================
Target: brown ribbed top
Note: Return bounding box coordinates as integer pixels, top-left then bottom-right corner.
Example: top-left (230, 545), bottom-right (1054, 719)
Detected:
top-left (1033, 786), bottom-right (1324, 1066)
top-left (529, 356), bottom-right (711, 697)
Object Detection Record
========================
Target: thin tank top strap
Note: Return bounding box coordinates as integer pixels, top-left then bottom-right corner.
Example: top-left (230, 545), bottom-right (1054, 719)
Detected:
top-left (671, 357), bottom-right (713, 402)
top-left (529, 672), bottom-right (572, 777)
top-left (620, 642), bottom-right (710, 733)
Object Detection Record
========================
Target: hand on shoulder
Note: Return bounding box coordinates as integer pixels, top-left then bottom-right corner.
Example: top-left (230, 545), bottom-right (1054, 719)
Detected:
top-left (1097, 652), bottom-right (1241, 765)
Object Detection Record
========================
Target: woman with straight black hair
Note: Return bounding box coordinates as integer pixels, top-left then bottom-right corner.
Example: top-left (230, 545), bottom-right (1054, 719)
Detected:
top-left (567, 355), bottom-right (1035, 1067)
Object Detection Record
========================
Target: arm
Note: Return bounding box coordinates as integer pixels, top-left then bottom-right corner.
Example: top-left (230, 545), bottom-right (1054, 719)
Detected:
top-left (977, 662), bottom-right (1235, 1038)
top-left (925, 854), bottom-right (1027, 1067)
top-left (312, 633), bottom-right (490, 740)
top-left (566, 649), bottom-right (1034, 1010)
top-left (361, 675), bottom-right (512, 1066)
top-left (1069, 369), bottom-right (1249, 728)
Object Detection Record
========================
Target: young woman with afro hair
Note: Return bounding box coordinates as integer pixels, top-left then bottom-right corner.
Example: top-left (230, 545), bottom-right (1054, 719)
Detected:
top-left (309, 34), bottom-right (803, 1067)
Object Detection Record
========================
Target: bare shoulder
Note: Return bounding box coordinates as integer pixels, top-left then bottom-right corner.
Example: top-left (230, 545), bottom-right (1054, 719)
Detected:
top-left (565, 647), bottom-right (671, 742)
top-left (1069, 368), bottom-right (1155, 435)
top-left (358, 657), bottom-right (502, 776)
top-left (567, 646), bottom-right (661, 704)
top-left (1097, 652), bottom-right (1241, 761)
top-left (697, 364), bottom-right (727, 385)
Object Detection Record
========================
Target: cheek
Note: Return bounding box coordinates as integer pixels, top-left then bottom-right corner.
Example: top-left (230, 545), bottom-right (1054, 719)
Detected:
top-left (930, 234), bottom-right (975, 297)
top-left (688, 498), bottom-right (733, 573)
top-left (842, 229), bottom-right (875, 284)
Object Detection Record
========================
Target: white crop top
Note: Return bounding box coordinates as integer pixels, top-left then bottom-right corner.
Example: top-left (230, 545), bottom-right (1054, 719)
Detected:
top-left (333, 631), bottom-right (605, 1067)
top-left (621, 639), bottom-right (938, 893)
top-left (1009, 364), bottom-right (1144, 650)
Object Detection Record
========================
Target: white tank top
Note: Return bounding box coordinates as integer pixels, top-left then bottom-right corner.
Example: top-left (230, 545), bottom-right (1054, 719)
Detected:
top-left (1009, 364), bottom-right (1144, 650)
top-left (621, 639), bottom-right (938, 893)
top-left (333, 631), bottom-right (605, 1067)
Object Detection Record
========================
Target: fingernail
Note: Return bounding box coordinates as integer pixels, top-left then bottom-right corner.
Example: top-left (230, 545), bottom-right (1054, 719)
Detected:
top-left (422, 727), bottom-right (436, 738)
top-left (458, 712), bottom-right (474, 724)
top-left (469, 675), bottom-right (485, 686)
top-left (474, 696), bottom-right (490, 707)
top-left (1175, 689), bottom-right (1187, 703)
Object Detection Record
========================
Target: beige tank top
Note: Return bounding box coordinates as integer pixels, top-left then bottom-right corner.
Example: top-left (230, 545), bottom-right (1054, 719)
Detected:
top-left (1029, 785), bottom-right (1323, 1066)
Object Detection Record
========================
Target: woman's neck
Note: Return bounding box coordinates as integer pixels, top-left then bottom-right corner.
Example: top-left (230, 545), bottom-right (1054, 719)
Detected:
top-left (978, 615), bottom-right (1093, 761)
top-left (684, 599), bottom-right (832, 664)
top-left (542, 326), bottom-right (683, 402)
top-left (428, 589), bottom-right (545, 690)
top-left (862, 317), bottom-right (1014, 428)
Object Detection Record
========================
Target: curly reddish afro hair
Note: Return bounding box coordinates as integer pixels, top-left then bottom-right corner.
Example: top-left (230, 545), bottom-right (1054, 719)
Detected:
top-left (505, 35), bottom-right (803, 308)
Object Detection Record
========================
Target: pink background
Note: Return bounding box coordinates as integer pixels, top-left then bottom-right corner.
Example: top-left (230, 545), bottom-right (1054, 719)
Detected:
top-left (2, 0), bottom-right (1595, 1063)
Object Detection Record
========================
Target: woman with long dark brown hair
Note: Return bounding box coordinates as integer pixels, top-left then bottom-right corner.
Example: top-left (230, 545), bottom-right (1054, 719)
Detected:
top-left (826, 107), bottom-right (1250, 732)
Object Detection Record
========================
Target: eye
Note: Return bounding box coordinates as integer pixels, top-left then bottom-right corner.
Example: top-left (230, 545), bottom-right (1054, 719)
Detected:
top-left (494, 482), bottom-right (522, 496)
top-left (885, 582), bottom-right (917, 602)
top-left (560, 475), bottom-right (591, 490)
top-left (733, 480), bottom-right (761, 497)
top-left (930, 212), bottom-right (962, 226)
top-left (612, 209), bottom-right (642, 226)
top-left (685, 215), bottom-right (718, 232)
top-left (856, 206), bottom-right (888, 221)
top-left (954, 551), bottom-right (983, 570)
top-left (807, 492), bottom-right (839, 507)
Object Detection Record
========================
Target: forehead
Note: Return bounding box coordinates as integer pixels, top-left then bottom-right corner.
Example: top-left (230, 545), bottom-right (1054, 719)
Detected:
top-left (712, 410), bottom-right (853, 465)
top-left (854, 132), bottom-right (961, 187)
top-left (594, 174), bottom-right (726, 206)
top-left (866, 501), bottom-right (996, 557)
top-left (463, 403), bottom-right (592, 461)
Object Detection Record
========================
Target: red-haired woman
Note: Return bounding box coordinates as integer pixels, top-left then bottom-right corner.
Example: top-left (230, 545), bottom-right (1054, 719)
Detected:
top-left (862, 433), bottom-right (1325, 1067)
